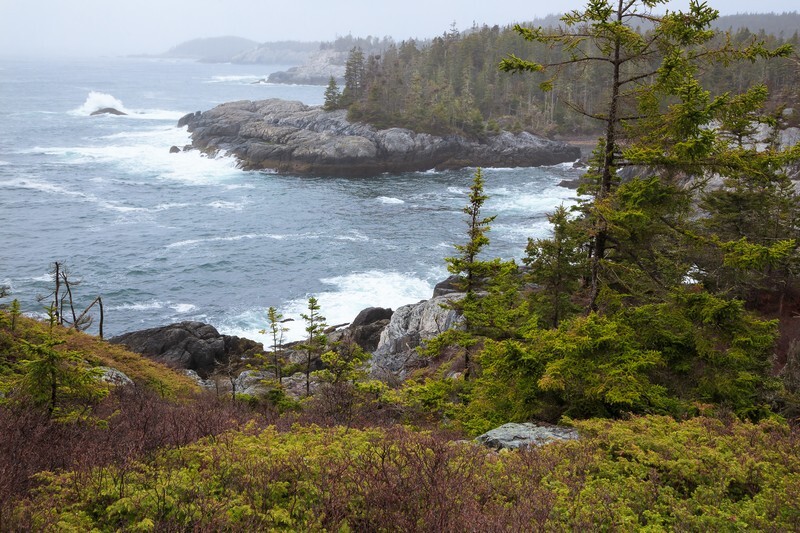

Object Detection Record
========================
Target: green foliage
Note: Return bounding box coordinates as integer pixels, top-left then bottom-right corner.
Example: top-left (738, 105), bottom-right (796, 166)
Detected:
top-left (445, 168), bottom-right (496, 298)
top-left (313, 342), bottom-right (369, 386)
top-left (12, 417), bottom-right (799, 531)
top-left (299, 297), bottom-right (327, 397)
top-left (322, 76), bottom-right (341, 110)
top-left (524, 205), bottom-right (586, 327)
top-left (9, 299), bottom-right (20, 333)
top-left (536, 313), bottom-right (668, 417)
top-left (2, 338), bottom-right (108, 420)
top-left (258, 306), bottom-right (288, 384)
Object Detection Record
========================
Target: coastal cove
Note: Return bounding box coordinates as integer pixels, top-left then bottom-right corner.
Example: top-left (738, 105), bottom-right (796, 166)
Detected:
top-left (0, 57), bottom-right (582, 344)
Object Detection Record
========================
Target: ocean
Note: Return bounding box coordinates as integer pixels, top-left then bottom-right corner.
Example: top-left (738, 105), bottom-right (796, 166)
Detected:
top-left (0, 56), bottom-right (581, 343)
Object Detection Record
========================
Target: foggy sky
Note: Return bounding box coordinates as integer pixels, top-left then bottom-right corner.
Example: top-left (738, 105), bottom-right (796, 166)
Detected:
top-left (1, 0), bottom-right (798, 58)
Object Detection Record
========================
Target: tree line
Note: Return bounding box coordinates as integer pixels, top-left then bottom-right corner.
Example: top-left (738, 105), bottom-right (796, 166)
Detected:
top-left (324, 13), bottom-right (800, 139)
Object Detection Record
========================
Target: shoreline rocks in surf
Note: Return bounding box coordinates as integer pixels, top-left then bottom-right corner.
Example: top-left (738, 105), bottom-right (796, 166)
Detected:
top-left (177, 99), bottom-right (581, 177)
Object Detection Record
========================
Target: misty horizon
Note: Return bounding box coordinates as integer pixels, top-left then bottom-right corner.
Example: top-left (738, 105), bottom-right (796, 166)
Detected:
top-left (1, 0), bottom-right (799, 59)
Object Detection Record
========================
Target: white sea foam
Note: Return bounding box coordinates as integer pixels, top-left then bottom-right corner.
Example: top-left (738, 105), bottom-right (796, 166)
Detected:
top-left (0, 176), bottom-right (188, 215)
top-left (219, 270), bottom-right (434, 343)
top-left (109, 301), bottom-right (165, 311)
top-left (377, 196), bottom-right (405, 204)
top-left (109, 300), bottom-right (196, 313)
top-left (170, 303), bottom-right (197, 313)
top-left (492, 220), bottom-right (553, 241)
top-left (71, 91), bottom-right (185, 121)
top-left (335, 231), bottom-right (369, 242)
top-left (208, 200), bottom-right (245, 210)
top-left (72, 91), bottom-right (128, 116)
top-left (23, 126), bottom-right (244, 185)
top-left (490, 186), bottom-right (576, 214)
top-left (207, 74), bottom-right (268, 84)
top-left (544, 160), bottom-right (581, 169)
top-left (166, 232), bottom-right (312, 249)
top-left (0, 161), bottom-right (10, 166)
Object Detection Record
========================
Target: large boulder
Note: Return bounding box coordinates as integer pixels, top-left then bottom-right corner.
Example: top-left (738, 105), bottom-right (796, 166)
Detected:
top-left (476, 422), bottom-right (579, 450)
top-left (109, 321), bottom-right (263, 378)
top-left (371, 294), bottom-right (464, 379)
top-left (180, 99), bottom-right (580, 177)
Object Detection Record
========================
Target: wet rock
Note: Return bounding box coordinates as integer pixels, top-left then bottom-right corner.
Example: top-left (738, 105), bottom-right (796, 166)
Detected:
top-left (110, 321), bottom-right (264, 378)
top-left (90, 107), bottom-right (127, 116)
top-left (96, 366), bottom-right (134, 386)
top-left (371, 294), bottom-right (464, 379)
top-left (476, 422), bottom-right (579, 450)
top-left (181, 99), bottom-right (580, 177)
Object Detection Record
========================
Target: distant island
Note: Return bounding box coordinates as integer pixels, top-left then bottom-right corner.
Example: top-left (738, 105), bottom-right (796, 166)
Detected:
top-left (176, 99), bottom-right (580, 177)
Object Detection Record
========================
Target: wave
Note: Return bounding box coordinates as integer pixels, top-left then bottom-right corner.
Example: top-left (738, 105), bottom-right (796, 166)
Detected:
top-left (218, 270), bottom-right (434, 343)
top-left (70, 91), bottom-right (186, 121)
top-left (22, 127), bottom-right (245, 185)
top-left (108, 300), bottom-right (197, 313)
top-left (377, 196), bottom-right (405, 205)
top-left (166, 232), bottom-right (318, 249)
top-left (544, 159), bottom-right (581, 169)
top-left (0, 176), bottom-right (196, 215)
top-left (206, 74), bottom-right (269, 84)
top-left (71, 91), bottom-right (128, 116)
top-left (208, 200), bottom-right (246, 210)
top-left (335, 231), bottom-right (369, 242)
top-left (0, 160), bottom-right (10, 166)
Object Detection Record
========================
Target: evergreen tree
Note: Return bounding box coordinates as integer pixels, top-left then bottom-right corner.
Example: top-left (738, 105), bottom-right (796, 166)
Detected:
top-left (300, 297), bottom-right (327, 396)
top-left (322, 76), bottom-right (341, 111)
top-left (445, 168), bottom-right (496, 378)
top-left (500, 0), bottom-right (793, 311)
top-left (524, 205), bottom-right (585, 327)
top-left (3, 338), bottom-right (106, 420)
top-left (445, 168), bottom-right (496, 297)
top-left (265, 306), bottom-right (288, 384)
top-left (341, 47), bottom-right (366, 108)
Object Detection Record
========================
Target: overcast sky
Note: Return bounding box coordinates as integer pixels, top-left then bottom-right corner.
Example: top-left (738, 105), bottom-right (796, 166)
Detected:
top-left (1, 0), bottom-right (798, 57)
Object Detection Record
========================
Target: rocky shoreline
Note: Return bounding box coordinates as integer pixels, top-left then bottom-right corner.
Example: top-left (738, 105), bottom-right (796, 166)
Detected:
top-left (177, 99), bottom-right (581, 177)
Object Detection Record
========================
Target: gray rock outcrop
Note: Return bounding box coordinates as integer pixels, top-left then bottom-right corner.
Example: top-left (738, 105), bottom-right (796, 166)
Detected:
top-left (266, 49), bottom-right (346, 85)
top-left (371, 294), bottom-right (464, 378)
top-left (96, 366), bottom-right (134, 386)
top-left (90, 107), bottom-right (127, 116)
top-left (110, 321), bottom-right (263, 378)
top-left (178, 99), bottom-right (580, 177)
top-left (476, 422), bottom-right (579, 450)
top-left (325, 307), bottom-right (394, 353)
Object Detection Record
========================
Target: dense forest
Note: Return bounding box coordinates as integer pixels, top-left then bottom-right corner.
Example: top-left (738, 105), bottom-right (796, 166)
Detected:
top-left (325, 13), bottom-right (800, 138)
top-left (2, 1), bottom-right (800, 529)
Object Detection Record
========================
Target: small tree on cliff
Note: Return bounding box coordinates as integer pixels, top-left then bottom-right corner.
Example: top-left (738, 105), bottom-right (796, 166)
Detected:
top-left (446, 168), bottom-right (496, 298)
top-left (3, 337), bottom-right (107, 420)
top-left (261, 306), bottom-right (288, 385)
top-left (300, 297), bottom-right (327, 396)
top-left (323, 76), bottom-right (342, 110)
top-left (445, 168), bottom-right (496, 378)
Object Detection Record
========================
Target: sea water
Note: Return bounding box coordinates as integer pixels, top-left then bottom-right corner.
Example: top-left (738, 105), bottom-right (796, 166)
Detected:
top-left (0, 57), bottom-right (582, 343)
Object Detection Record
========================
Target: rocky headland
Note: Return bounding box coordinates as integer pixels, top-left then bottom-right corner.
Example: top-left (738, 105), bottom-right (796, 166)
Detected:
top-left (177, 99), bottom-right (581, 177)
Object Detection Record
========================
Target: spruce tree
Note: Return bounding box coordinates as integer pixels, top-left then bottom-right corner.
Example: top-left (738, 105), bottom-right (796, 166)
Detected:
top-left (500, 0), bottom-right (793, 311)
top-left (445, 168), bottom-right (496, 378)
top-left (323, 76), bottom-right (341, 111)
top-left (266, 306), bottom-right (288, 384)
top-left (300, 297), bottom-right (327, 396)
top-left (446, 168), bottom-right (496, 297)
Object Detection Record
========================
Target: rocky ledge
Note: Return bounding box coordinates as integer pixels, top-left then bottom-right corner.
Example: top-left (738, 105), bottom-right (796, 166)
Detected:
top-left (178, 99), bottom-right (580, 177)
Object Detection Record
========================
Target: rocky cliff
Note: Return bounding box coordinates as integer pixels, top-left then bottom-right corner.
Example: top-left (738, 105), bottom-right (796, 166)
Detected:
top-left (178, 99), bottom-right (580, 177)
